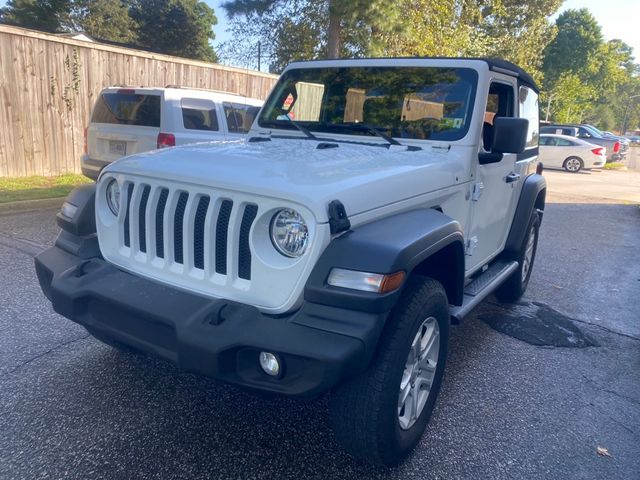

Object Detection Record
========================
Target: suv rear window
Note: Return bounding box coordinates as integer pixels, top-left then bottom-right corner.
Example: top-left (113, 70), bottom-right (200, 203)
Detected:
top-left (91, 93), bottom-right (161, 127)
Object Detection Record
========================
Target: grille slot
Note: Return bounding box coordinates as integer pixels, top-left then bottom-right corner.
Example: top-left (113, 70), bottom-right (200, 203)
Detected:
top-left (155, 189), bottom-right (169, 258)
top-left (215, 200), bottom-right (233, 274)
top-left (123, 183), bottom-right (134, 247)
top-left (193, 196), bottom-right (210, 270)
top-left (173, 192), bottom-right (189, 264)
top-left (138, 185), bottom-right (151, 253)
top-left (115, 180), bottom-right (266, 285)
top-left (238, 204), bottom-right (258, 280)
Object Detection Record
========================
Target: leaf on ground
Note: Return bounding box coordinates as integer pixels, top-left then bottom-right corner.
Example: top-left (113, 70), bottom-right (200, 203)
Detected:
top-left (596, 446), bottom-right (612, 458)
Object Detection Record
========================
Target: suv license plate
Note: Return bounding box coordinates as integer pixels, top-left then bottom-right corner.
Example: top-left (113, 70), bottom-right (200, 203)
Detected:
top-left (109, 140), bottom-right (127, 156)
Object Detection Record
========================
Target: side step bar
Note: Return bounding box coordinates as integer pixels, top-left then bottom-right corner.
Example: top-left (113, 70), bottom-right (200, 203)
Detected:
top-left (449, 260), bottom-right (519, 323)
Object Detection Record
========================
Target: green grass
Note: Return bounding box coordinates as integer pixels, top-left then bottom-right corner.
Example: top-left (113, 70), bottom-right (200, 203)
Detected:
top-left (0, 174), bottom-right (91, 204)
top-left (603, 162), bottom-right (626, 170)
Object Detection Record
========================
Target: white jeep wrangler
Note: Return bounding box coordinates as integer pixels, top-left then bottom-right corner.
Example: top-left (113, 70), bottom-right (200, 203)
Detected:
top-left (36, 58), bottom-right (545, 466)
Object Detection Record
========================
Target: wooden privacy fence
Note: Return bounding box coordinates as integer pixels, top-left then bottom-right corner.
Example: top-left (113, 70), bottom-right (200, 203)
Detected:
top-left (0, 25), bottom-right (278, 177)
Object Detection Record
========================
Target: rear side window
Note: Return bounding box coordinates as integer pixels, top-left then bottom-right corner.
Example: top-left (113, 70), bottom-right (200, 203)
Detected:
top-left (224, 103), bottom-right (261, 134)
top-left (556, 138), bottom-right (574, 146)
top-left (181, 99), bottom-right (219, 131)
top-left (518, 86), bottom-right (539, 148)
top-left (91, 93), bottom-right (161, 127)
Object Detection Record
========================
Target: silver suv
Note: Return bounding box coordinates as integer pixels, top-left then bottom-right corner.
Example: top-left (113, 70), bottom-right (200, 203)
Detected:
top-left (82, 87), bottom-right (264, 180)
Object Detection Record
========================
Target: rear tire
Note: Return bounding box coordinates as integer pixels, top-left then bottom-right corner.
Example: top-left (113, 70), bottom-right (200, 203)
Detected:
top-left (563, 156), bottom-right (583, 172)
top-left (330, 277), bottom-right (449, 466)
top-left (495, 210), bottom-right (540, 303)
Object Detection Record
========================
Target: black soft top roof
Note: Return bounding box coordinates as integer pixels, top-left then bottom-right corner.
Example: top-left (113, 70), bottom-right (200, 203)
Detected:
top-left (289, 57), bottom-right (539, 93)
top-left (480, 58), bottom-right (539, 92)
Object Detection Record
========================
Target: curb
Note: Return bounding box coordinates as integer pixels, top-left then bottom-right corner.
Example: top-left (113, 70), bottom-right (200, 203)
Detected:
top-left (0, 197), bottom-right (65, 216)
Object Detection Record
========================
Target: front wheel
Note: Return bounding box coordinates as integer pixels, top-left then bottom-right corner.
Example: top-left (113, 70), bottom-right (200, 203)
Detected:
top-left (563, 156), bottom-right (583, 172)
top-left (329, 277), bottom-right (449, 466)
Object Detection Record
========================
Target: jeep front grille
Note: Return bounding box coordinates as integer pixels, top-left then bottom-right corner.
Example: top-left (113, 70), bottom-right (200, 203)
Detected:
top-left (119, 180), bottom-right (258, 281)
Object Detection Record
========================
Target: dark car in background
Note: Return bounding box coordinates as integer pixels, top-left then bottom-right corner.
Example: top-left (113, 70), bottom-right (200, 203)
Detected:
top-left (540, 123), bottom-right (628, 162)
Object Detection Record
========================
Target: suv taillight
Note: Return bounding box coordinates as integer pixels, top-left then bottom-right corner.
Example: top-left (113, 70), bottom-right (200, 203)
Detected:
top-left (591, 147), bottom-right (604, 156)
top-left (613, 141), bottom-right (620, 153)
top-left (83, 127), bottom-right (88, 155)
top-left (157, 133), bottom-right (175, 149)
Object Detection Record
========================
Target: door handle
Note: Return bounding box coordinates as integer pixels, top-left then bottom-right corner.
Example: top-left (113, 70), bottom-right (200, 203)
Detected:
top-left (505, 172), bottom-right (520, 183)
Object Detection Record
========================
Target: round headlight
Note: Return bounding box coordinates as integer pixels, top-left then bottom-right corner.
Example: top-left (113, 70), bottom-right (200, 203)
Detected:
top-left (270, 209), bottom-right (309, 258)
top-left (105, 179), bottom-right (120, 216)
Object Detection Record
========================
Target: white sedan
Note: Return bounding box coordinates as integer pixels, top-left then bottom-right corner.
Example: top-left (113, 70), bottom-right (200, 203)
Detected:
top-left (538, 134), bottom-right (607, 172)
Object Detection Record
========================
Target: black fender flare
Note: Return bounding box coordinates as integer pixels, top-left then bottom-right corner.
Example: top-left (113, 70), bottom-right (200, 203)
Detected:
top-left (56, 183), bottom-right (96, 236)
top-left (504, 173), bottom-right (546, 255)
top-left (54, 184), bottom-right (101, 259)
top-left (304, 209), bottom-right (465, 313)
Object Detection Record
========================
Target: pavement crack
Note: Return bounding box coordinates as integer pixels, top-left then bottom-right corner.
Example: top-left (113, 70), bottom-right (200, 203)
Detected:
top-left (569, 316), bottom-right (640, 342)
top-left (3, 334), bottom-right (91, 377)
top-left (577, 371), bottom-right (640, 407)
top-left (0, 233), bottom-right (47, 257)
top-left (606, 416), bottom-right (639, 438)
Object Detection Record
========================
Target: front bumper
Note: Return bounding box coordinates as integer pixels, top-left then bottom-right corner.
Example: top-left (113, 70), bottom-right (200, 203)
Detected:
top-left (35, 245), bottom-right (387, 397)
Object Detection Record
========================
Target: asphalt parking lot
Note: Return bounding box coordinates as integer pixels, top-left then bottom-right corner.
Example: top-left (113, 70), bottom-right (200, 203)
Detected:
top-left (1, 171), bottom-right (639, 479)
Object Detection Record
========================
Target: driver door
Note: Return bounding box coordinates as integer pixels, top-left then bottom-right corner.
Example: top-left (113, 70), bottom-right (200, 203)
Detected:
top-left (466, 78), bottom-right (520, 273)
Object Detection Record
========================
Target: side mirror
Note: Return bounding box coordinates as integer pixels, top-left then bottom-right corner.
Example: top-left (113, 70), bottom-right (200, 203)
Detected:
top-left (492, 117), bottom-right (529, 154)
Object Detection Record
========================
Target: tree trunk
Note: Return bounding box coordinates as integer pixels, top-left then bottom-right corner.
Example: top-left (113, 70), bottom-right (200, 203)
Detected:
top-left (327, 0), bottom-right (341, 59)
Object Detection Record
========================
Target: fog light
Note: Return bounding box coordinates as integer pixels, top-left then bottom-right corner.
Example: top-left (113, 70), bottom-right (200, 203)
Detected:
top-left (259, 351), bottom-right (280, 377)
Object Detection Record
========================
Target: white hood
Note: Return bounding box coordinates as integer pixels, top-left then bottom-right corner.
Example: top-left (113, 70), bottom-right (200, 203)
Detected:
top-left (104, 138), bottom-right (459, 223)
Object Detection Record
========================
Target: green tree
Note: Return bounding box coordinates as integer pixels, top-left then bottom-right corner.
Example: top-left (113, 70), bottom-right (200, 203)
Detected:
top-left (542, 8), bottom-right (603, 88)
top-left (548, 72), bottom-right (597, 123)
top-left (379, 0), bottom-right (474, 58)
top-left (219, 0), bottom-right (325, 71)
top-left (379, 0), bottom-right (561, 83)
top-left (130, 0), bottom-right (218, 62)
top-left (0, 0), bottom-right (72, 32)
top-left (466, 0), bottom-right (563, 83)
top-left (221, 0), bottom-right (405, 67)
top-left (71, 0), bottom-right (137, 42)
top-left (542, 9), bottom-right (640, 128)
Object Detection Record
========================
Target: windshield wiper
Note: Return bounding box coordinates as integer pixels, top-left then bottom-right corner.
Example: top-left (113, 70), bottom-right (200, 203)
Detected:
top-left (285, 116), bottom-right (318, 140)
top-left (339, 123), bottom-right (403, 147)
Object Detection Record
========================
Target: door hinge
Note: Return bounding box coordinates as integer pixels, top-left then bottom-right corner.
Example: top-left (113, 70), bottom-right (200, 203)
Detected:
top-left (472, 182), bottom-right (484, 201)
top-left (465, 236), bottom-right (478, 256)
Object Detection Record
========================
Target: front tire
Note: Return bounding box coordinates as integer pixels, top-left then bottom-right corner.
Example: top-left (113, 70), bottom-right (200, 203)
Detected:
top-left (495, 210), bottom-right (540, 303)
top-left (563, 156), bottom-right (583, 172)
top-left (330, 277), bottom-right (449, 466)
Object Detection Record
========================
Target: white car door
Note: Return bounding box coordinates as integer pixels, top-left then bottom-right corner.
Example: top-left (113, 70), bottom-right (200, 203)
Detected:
top-left (538, 136), bottom-right (563, 169)
top-left (466, 77), bottom-right (521, 272)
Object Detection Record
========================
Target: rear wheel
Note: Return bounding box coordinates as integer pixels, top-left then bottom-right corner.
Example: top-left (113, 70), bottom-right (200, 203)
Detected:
top-left (330, 277), bottom-right (449, 466)
top-left (495, 210), bottom-right (540, 303)
top-left (563, 156), bottom-right (583, 172)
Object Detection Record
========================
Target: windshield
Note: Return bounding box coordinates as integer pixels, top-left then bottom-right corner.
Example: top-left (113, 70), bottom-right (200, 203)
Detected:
top-left (582, 125), bottom-right (604, 137)
top-left (258, 66), bottom-right (478, 142)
